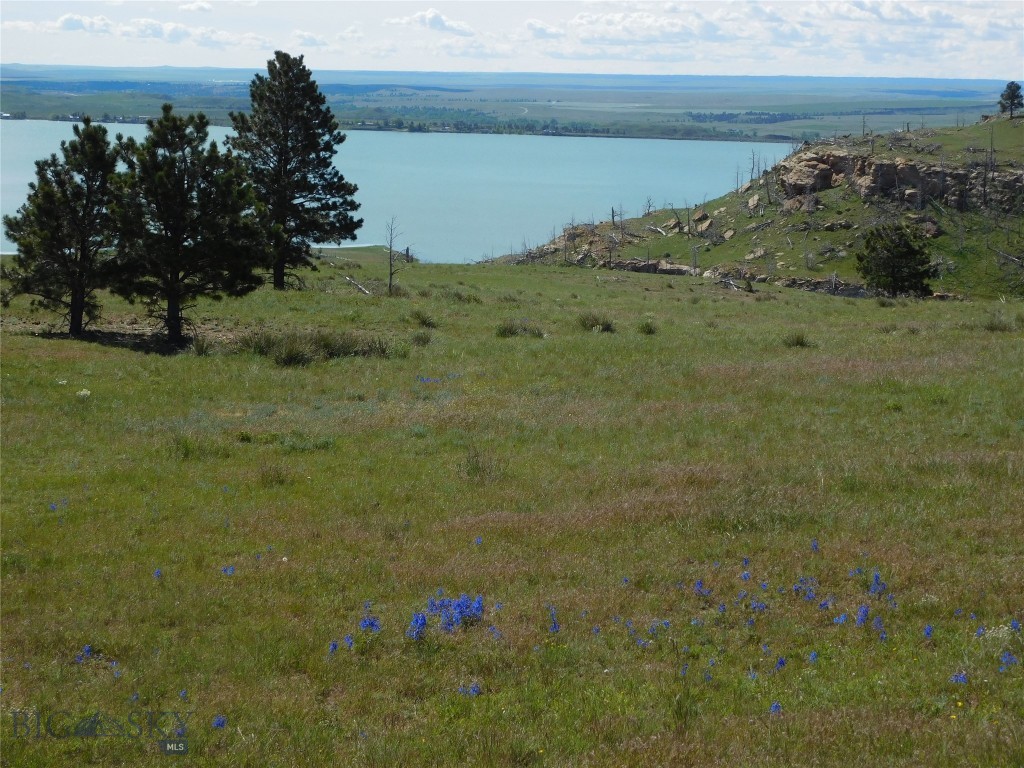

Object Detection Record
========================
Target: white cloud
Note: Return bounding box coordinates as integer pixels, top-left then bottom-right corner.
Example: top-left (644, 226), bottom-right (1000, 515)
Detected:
top-left (525, 19), bottom-right (564, 40)
top-left (386, 8), bottom-right (475, 37)
top-left (292, 30), bottom-right (329, 48)
top-left (54, 14), bottom-right (115, 34)
top-left (179, 2), bottom-right (213, 12)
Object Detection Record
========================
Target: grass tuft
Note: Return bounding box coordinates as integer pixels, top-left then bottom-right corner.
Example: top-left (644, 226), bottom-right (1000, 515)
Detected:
top-left (782, 330), bottom-right (814, 348)
top-left (637, 319), bottom-right (658, 335)
top-left (577, 310), bottom-right (615, 333)
top-left (496, 318), bottom-right (545, 338)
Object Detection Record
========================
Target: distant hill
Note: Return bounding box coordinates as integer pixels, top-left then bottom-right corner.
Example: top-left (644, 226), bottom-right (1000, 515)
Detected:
top-left (0, 64), bottom-right (1008, 140)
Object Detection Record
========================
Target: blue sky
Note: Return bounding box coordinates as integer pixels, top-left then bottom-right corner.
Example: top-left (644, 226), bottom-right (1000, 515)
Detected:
top-left (1, 1), bottom-right (1021, 79)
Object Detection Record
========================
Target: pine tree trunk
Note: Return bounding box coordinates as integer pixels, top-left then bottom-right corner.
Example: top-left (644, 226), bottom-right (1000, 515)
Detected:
top-left (273, 257), bottom-right (286, 290)
top-left (68, 286), bottom-right (85, 337)
top-left (166, 292), bottom-right (183, 345)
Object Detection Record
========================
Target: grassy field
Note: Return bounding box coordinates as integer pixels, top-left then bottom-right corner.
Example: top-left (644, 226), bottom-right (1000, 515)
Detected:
top-left (1, 247), bottom-right (1023, 766)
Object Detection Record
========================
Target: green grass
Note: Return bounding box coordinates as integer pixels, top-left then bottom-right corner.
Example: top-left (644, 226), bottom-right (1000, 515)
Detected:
top-left (2, 248), bottom-right (1022, 765)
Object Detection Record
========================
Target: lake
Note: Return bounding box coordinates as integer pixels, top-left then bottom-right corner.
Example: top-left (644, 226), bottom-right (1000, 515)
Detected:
top-left (1, 120), bottom-right (783, 263)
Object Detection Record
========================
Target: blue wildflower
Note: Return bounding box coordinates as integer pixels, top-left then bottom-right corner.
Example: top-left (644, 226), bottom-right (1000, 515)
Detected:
top-left (774, 657), bottom-right (787, 672)
top-left (741, 571), bottom-right (751, 581)
top-left (694, 579), bottom-right (712, 597)
top-left (180, 689), bottom-right (188, 701)
top-left (548, 606), bottom-right (560, 634)
top-left (153, 569), bottom-right (162, 579)
top-left (743, 557), bottom-right (750, 567)
top-left (703, 670), bottom-right (712, 682)
top-left (949, 672), bottom-right (968, 684)
top-left (809, 651), bottom-right (819, 664)
top-left (760, 582), bottom-right (769, 591)
top-left (592, 626), bottom-right (600, 635)
top-left (834, 613), bottom-right (848, 625)
top-left (975, 626), bottom-right (985, 638)
top-left (748, 670), bottom-right (758, 680)
top-left (328, 640), bottom-right (339, 655)
top-left (406, 612), bottom-right (427, 641)
top-left (718, 603), bottom-right (727, 613)
top-left (221, 565), bottom-right (235, 576)
top-left (872, 616), bottom-right (884, 632)
top-left (212, 715), bottom-right (227, 729)
top-left (856, 605), bottom-right (870, 627)
top-left (769, 701), bottom-right (782, 715)
top-left (1011, 619), bottom-right (1021, 632)
top-left (999, 651), bottom-right (1019, 672)
top-left (680, 663), bottom-right (689, 677)
top-left (811, 538), bottom-right (819, 552)
top-left (360, 615), bottom-right (381, 633)
top-left (474, 536), bottom-right (482, 546)
top-left (488, 625), bottom-right (503, 640)
top-left (343, 635), bottom-right (354, 650)
top-left (924, 624), bottom-right (934, 639)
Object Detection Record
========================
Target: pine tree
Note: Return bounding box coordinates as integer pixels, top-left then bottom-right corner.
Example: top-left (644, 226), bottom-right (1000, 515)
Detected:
top-left (229, 51), bottom-right (362, 290)
top-left (855, 222), bottom-right (933, 297)
top-left (999, 81), bottom-right (1022, 118)
top-left (2, 118), bottom-right (118, 336)
top-left (112, 104), bottom-right (269, 345)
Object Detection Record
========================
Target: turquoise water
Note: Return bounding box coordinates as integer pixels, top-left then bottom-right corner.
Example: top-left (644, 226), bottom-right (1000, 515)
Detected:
top-left (1, 120), bottom-right (782, 263)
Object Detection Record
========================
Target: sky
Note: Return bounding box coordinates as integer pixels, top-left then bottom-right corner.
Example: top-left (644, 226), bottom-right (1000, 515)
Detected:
top-left (1, 1), bottom-right (1021, 80)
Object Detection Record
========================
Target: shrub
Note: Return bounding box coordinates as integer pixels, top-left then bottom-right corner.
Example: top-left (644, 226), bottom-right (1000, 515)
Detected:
top-left (578, 311), bottom-right (615, 333)
top-left (411, 331), bottom-right (432, 347)
top-left (638, 319), bottom-right (658, 335)
top-left (856, 222), bottom-right (933, 297)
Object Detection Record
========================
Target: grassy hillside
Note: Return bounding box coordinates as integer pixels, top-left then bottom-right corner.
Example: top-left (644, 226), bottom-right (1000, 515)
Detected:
top-left (1, 246), bottom-right (1022, 765)
top-left (511, 117), bottom-right (1023, 299)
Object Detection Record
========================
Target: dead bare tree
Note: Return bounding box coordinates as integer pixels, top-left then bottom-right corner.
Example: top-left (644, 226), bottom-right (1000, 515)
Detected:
top-left (385, 216), bottom-right (410, 295)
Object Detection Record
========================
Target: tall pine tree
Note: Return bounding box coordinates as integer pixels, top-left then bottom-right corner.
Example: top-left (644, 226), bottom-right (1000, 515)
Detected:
top-left (2, 118), bottom-right (118, 336)
top-left (112, 104), bottom-right (269, 345)
top-left (229, 51), bottom-right (362, 290)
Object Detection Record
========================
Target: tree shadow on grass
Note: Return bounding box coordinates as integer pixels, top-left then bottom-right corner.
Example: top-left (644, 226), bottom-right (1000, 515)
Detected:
top-left (9, 327), bottom-right (186, 355)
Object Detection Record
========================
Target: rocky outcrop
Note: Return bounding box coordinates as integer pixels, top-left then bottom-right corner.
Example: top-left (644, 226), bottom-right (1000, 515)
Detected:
top-left (779, 148), bottom-right (1023, 213)
top-left (598, 258), bottom-right (701, 276)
